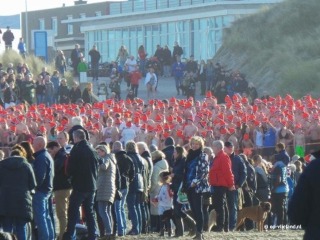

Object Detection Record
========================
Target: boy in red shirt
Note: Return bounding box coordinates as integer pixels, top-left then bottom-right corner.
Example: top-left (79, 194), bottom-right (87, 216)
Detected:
top-left (129, 66), bottom-right (142, 97)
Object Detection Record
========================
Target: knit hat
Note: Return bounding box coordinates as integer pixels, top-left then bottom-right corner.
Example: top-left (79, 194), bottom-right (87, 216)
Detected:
top-left (164, 137), bottom-right (175, 146)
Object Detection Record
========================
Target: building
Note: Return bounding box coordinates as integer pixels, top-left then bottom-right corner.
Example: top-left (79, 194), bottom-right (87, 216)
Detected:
top-left (21, 0), bottom-right (281, 63)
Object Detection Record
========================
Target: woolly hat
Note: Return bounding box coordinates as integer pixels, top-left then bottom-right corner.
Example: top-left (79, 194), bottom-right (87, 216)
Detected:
top-left (164, 136), bottom-right (175, 146)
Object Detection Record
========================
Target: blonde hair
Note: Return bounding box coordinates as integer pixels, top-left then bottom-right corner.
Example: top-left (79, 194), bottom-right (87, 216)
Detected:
top-left (96, 144), bottom-right (110, 154)
top-left (190, 136), bottom-right (205, 149)
top-left (151, 150), bottom-right (165, 161)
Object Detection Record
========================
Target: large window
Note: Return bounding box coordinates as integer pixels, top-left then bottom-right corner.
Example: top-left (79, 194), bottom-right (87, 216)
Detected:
top-left (51, 17), bottom-right (57, 35)
top-left (39, 19), bottom-right (45, 30)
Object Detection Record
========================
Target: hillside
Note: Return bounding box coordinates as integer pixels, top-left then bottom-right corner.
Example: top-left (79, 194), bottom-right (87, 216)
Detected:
top-left (213, 0), bottom-right (320, 97)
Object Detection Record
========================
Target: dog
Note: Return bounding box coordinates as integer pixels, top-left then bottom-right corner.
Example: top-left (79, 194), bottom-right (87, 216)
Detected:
top-left (208, 209), bottom-right (217, 232)
top-left (236, 202), bottom-right (272, 231)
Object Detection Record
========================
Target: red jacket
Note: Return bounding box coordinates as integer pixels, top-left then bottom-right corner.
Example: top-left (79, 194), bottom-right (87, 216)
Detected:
top-left (209, 150), bottom-right (234, 188)
top-left (130, 71), bottom-right (142, 85)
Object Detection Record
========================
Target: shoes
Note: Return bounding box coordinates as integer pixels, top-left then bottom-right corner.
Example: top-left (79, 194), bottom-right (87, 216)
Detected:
top-left (127, 230), bottom-right (139, 235)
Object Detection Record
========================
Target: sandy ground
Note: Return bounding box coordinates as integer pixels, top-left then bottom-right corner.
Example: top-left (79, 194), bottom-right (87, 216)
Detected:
top-left (115, 230), bottom-right (304, 240)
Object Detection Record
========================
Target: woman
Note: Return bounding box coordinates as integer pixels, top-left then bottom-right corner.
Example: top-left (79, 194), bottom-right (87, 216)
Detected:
top-left (95, 144), bottom-right (117, 239)
top-left (183, 136), bottom-right (210, 240)
top-left (116, 45), bottom-right (129, 68)
top-left (69, 81), bottom-right (81, 104)
top-left (149, 150), bottom-right (169, 233)
top-left (0, 145), bottom-right (37, 240)
top-left (20, 141), bottom-right (35, 164)
top-left (252, 154), bottom-right (270, 202)
top-left (82, 82), bottom-right (93, 104)
top-left (171, 146), bottom-right (196, 237)
top-left (138, 45), bottom-right (147, 76)
top-left (55, 50), bottom-right (67, 76)
top-left (35, 75), bottom-right (45, 104)
top-left (58, 78), bottom-right (70, 104)
top-left (198, 60), bottom-right (207, 95)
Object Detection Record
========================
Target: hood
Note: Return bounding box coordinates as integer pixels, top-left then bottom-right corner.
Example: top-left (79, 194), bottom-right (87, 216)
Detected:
top-left (1, 156), bottom-right (27, 170)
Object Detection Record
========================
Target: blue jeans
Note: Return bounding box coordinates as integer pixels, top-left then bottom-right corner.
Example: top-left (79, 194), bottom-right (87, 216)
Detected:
top-left (64, 191), bottom-right (97, 240)
top-left (36, 94), bottom-right (44, 104)
top-left (227, 189), bottom-right (238, 230)
top-left (114, 188), bottom-right (128, 235)
top-left (98, 201), bottom-right (113, 235)
top-left (174, 76), bottom-right (183, 93)
top-left (32, 191), bottom-right (54, 240)
top-left (45, 95), bottom-right (54, 106)
top-left (126, 191), bottom-right (142, 234)
top-left (2, 217), bottom-right (28, 240)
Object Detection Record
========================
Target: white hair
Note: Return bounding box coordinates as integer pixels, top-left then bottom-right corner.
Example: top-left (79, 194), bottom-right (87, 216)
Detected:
top-left (137, 141), bottom-right (150, 152)
top-left (71, 116), bottom-right (83, 126)
top-left (212, 140), bottom-right (224, 151)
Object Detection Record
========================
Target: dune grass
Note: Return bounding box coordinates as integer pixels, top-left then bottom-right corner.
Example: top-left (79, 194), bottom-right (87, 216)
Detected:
top-left (214, 0), bottom-right (320, 97)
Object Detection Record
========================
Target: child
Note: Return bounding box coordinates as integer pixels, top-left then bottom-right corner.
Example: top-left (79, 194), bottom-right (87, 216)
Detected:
top-left (77, 55), bottom-right (88, 83)
top-left (156, 171), bottom-right (174, 237)
top-left (109, 77), bottom-right (121, 100)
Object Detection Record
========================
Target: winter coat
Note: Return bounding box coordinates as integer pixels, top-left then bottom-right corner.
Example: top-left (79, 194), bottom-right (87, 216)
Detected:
top-left (0, 156), bottom-right (36, 221)
top-left (150, 158), bottom-right (169, 215)
top-left (114, 150), bottom-right (135, 190)
top-left (209, 150), bottom-right (234, 188)
top-left (96, 154), bottom-right (117, 204)
top-left (171, 156), bottom-right (186, 193)
top-left (127, 152), bottom-right (145, 193)
top-left (162, 145), bottom-right (175, 168)
top-left (288, 158), bottom-right (320, 239)
top-left (141, 151), bottom-right (153, 191)
top-left (33, 149), bottom-right (54, 193)
top-left (67, 140), bottom-right (99, 192)
top-left (53, 147), bottom-right (72, 191)
top-left (230, 153), bottom-right (247, 188)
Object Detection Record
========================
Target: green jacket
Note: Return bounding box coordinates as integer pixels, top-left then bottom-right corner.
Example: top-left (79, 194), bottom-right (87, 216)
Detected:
top-left (77, 62), bottom-right (88, 73)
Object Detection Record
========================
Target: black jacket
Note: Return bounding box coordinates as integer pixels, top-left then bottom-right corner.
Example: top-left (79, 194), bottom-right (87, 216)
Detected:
top-left (288, 158), bottom-right (320, 239)
top-left (114, 150), bottom-right (135, 190)
top-left (0, 156), bottom-right (36, 221)
top-left (162, 145), bottom-right (175, 168)
top-left (171, 156), bottom-right (186, 193)
top-left (67, 140), bottom-right (99, 192)
top-left (53, 148), bottom-right (72, 191)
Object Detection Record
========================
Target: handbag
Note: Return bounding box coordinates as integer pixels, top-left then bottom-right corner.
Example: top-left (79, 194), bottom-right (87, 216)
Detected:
top-left (177, 183), bottom-right (189, 204)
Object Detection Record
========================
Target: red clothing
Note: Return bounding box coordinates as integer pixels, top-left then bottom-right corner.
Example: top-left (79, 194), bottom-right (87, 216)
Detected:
top-left (138, 50), bottom-right (147, 60)
top-left (130, 71), bottom-right (142, 85)
top-left (209, 150), bottom-right (234, 188)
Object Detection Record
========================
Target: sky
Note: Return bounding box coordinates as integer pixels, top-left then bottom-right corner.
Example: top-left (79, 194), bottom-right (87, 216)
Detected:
top-left (1, 0), bottom-right (127, 15)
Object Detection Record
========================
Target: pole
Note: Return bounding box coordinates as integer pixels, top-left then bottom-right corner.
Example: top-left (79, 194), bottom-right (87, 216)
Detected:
top-left (25, 0), bottom-right (29, 53)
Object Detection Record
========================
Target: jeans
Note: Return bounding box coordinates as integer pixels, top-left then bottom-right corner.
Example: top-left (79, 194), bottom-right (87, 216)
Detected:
top-left (64, 191), bottom-right (97, 240)
top-left (91, 63), bottom-right (99, 80)
top-left (187, 188), bottom-right (204, 233)
top-left (98, 201), bottom-right (113, 235)
top-left (2, 217), bottom-right (28, 240)
top-left (226, 189), bottom-right (238, 230)
top-left (173, 191), bottom-right (187, 219)
top-left (114, 188), bottom-right (128, 235)
top-left (45, 95), bottom-right (54, 106)
top-left (131, 84), bottom-right (139, 97)
top-left (54, 189), bottom-right (72, 240)
top-left (212, 186), bottom-right (228, 231)
top-left (174, 76), bottom-right (183, 93)
top-left (36, 94), bottom-right (44, 104)
top-left (32, 191), bottom-right (54, 240)
top-left (126, 191), bottom-right (142, 234)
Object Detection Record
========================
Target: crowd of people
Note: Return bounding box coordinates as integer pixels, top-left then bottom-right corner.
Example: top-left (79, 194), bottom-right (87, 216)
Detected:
top-left (0, 45), bottom-right (319, 240)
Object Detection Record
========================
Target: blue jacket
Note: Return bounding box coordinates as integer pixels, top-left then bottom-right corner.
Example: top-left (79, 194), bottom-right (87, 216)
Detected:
top-left (230, 153), bottom-right (247, 188)
top-left (275, 150), bottom-right (290, 166)
top-left (33, 149), bottom-right (54, 193)
top-left (172, 62), bottom-right (185, 78)
top-left (271, 161), bottom-right (289, 193)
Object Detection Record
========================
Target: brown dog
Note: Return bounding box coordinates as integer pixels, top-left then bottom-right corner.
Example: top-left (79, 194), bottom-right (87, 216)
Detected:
top-left (236, 202), bottom-right (272, 231)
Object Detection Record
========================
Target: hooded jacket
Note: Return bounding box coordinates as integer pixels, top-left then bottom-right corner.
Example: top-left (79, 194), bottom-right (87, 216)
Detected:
top-left (0, 156), bottom-right (36, 221)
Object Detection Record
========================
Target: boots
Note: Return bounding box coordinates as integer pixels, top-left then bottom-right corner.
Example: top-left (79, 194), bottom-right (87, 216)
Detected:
top-left (174, 216), bottom-right (184, 237)
top-left (183, 215), bottom-right (196, 237)
top-left (193, 232), bottom-right (204, 240)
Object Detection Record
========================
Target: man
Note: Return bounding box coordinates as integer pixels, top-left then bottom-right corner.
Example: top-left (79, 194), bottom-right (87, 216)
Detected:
top-left (63, 129), bottom-right (99, 240)
top-left (288, 150), bottom-right (320, 239)
top-left (172, 41), bottom-right (183, 61)
top-left (209, 140), bottom-right (235, 232)
top-left (274, 142), bottom-right (290, 166)
top-left (32, 136), bottom-right (55, 240)
top-left (57, 131), bottom-right (73, 154)
top-left (154, 45), bottom-right (164, 76)
top-left (112, 141), bottom-right (135, 236)
top-left (185, 55), bottom-right (198, 77)
top-left (71, 44), bottom-right (81, 77)
top-left (68, 116), bottom-right (89, 144)
top-left (88, 45), bottom-right (101, 81)
top-left (47, 141), bottom-right (72, 240)
top-left (171, 55), bottom-right (185, 95)
top-left (2, 26), bottom-right (14, 50)
top-left (224, 141), bottom-right (247, 231)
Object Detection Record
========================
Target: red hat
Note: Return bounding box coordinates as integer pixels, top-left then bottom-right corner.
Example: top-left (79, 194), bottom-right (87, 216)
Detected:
top-left (126, 121), bottom-right (132, 128)
top-left (10, 125), bottom-right (16, 132)
top-left (166, 115), bottom-right (174, 123)
top-left (147, 125), bottom-right (154, 132)
top-left (243, 133), bottom-right (250, 140)
top-left (57, 125), bottom-right (64, 132)
top-left (205, 91), bottom-right (213, 98)
top-left (140, 124), bottom-right (146, 130)
top-left (155, 114), bottom-right (162, 122)
top-left (49, 122), bottom-right (56, 128)
top-left (39, 125), bottom-right (46, 133)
